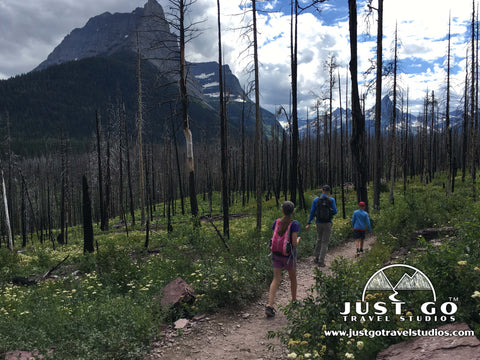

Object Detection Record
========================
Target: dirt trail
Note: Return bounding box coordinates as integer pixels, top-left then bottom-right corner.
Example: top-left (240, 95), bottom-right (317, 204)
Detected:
top-left (145, 235), bottom-right (376, 360)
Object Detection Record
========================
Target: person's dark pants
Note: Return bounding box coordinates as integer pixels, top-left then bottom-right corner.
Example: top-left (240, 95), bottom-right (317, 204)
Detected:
top-left (314, 222), bottom-right (332, 264)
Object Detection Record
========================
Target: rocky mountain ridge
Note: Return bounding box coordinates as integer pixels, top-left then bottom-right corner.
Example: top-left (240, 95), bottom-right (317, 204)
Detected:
top-left (35, 0), bottom-right (176, 75)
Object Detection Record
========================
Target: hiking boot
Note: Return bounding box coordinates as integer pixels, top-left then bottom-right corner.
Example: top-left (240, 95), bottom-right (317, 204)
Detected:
top-left (265, 306), bottom-right (276, 318)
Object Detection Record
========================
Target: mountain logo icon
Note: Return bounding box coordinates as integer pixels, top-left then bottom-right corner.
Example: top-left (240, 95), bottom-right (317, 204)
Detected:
top-left (362, 264), bottom-right (436, 302)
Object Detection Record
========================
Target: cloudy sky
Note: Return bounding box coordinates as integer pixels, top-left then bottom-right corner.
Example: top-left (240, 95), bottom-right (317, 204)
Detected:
top-left (0, 0), bottom-right (473, 116)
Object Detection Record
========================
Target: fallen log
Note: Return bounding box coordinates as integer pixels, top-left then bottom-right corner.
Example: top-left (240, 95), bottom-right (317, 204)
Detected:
top-left (410, 226), bottom-right (458, 241)
top-left (41, 254), bottom-right (70, 280)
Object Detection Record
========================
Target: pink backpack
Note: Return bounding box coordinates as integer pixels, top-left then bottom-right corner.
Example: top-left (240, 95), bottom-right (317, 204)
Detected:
top-left (270, 219), bottom-right (293, 256)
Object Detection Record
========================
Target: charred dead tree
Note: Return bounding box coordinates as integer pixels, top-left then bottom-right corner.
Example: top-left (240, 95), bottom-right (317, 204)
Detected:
top-left (348, 0), bottom-right (369, 207)
top-left (252, 0), bottom-right (263, 231)
top-left (289, 0), bottom-right (299, 205)
top-left (338, 70), bottom-right (346, 219)
top-left (82, 175), bottom-right (94, 254)
top-left (169, 108), bottom-right (185, 216)
top-left (123, 105), bottom-right (136, 226)
top-left (388, 23), bottom-right (399, 205)
top-left (178, 0), bottom-right (199, 219)
top-left (95, 111), bottom-right (108, 231)
top-left (217, 0), bottom-right (229, 238)
top-left (470, 0), bottom-right (478, 200)
top-left (136, 32), bottom-right (147, 226)
top-left (370, 0), bottom-right (384, 210)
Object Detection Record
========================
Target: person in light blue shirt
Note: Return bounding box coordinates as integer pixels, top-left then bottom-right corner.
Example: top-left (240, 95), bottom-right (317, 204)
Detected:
top-left (305, 185), bottom-right (337, 267)
top-left (352, 201), bottom-right (372, 257)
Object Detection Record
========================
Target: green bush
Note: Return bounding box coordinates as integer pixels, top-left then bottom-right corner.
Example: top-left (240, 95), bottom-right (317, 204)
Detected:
top-left (0, 248), bottom-right (20, 282)
top-left (276, 178), bottom-right (480, 359)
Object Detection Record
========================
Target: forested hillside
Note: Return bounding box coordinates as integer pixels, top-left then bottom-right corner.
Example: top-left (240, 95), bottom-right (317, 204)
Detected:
top-left (0, 52), bottom-right (219, 154)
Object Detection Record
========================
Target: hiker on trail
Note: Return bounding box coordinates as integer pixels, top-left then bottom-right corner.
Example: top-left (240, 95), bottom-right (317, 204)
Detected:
top-left (266, 201), bottom-right (301, 318)
top-left (352, 201), bottom-right (372, 257)
top-left (305, 185), bottom-right (337, 267)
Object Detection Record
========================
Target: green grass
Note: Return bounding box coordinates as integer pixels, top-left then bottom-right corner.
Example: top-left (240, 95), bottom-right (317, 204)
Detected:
top-left (0, 189), bottom-right (353, 359)
top-left (7, 176), bottom-right (473, 359)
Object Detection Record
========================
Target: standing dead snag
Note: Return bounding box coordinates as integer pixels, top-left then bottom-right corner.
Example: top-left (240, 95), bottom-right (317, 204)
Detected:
top-left (252, 0), bottom-right (263, 232)
top-left (175, 0), bottom-right (198, 219)
top-left (82, 175), bottom-right (94, 254)
top-left (1, 170), bottom-right (13, 250)
top-left (136, 31), bottom-right (147, 226)
top-left (348, 0), bottom-right (369, 208)
top-left (95, 111), bottom-right (108, 231)
top-left (217, 0), bottom-right (230, 238)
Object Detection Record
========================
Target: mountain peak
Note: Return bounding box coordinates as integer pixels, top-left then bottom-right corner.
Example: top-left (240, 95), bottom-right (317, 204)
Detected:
top-left (33, 0), bottom-right (173, 73)
top-left (144, 0), bottom-right (165, 16)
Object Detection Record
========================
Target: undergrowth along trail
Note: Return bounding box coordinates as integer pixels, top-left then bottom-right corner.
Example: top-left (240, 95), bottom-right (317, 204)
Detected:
top-left (146, 235), bottom-right (376, 360)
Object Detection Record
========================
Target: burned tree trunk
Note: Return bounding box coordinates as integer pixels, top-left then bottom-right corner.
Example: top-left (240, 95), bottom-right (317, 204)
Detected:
top-left (82, 175), bottom-right (94, 254)
top-left (348, 0), bottom-right (369, 207)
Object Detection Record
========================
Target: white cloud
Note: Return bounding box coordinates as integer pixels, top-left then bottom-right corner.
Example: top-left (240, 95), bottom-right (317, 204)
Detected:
top-left (0, 0), bottom-right (146, 76)
top-left (0, 0), bottom-right (474, 117)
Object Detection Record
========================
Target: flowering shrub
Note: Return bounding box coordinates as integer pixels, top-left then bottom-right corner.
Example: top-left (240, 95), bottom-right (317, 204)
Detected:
top-left (276, 180), bottom-right (480, 359)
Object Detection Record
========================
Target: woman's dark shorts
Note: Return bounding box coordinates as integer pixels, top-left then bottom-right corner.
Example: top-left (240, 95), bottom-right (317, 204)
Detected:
top-left (272, 253), bottom-right (296, 271)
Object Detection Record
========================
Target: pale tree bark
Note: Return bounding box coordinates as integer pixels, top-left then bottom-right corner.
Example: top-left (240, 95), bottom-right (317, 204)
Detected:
top-left (179, 0), bottom-right (199, 218)
top-left (1, 170), bottom-right (13, 250)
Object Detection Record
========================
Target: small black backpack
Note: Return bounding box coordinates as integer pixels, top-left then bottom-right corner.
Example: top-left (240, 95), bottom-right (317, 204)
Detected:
top-left (315, 196), bottom-right (333, 222)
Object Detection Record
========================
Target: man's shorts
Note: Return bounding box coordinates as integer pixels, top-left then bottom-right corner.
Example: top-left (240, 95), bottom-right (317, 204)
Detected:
top-left (353, 230), bottom-right (366, 239)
